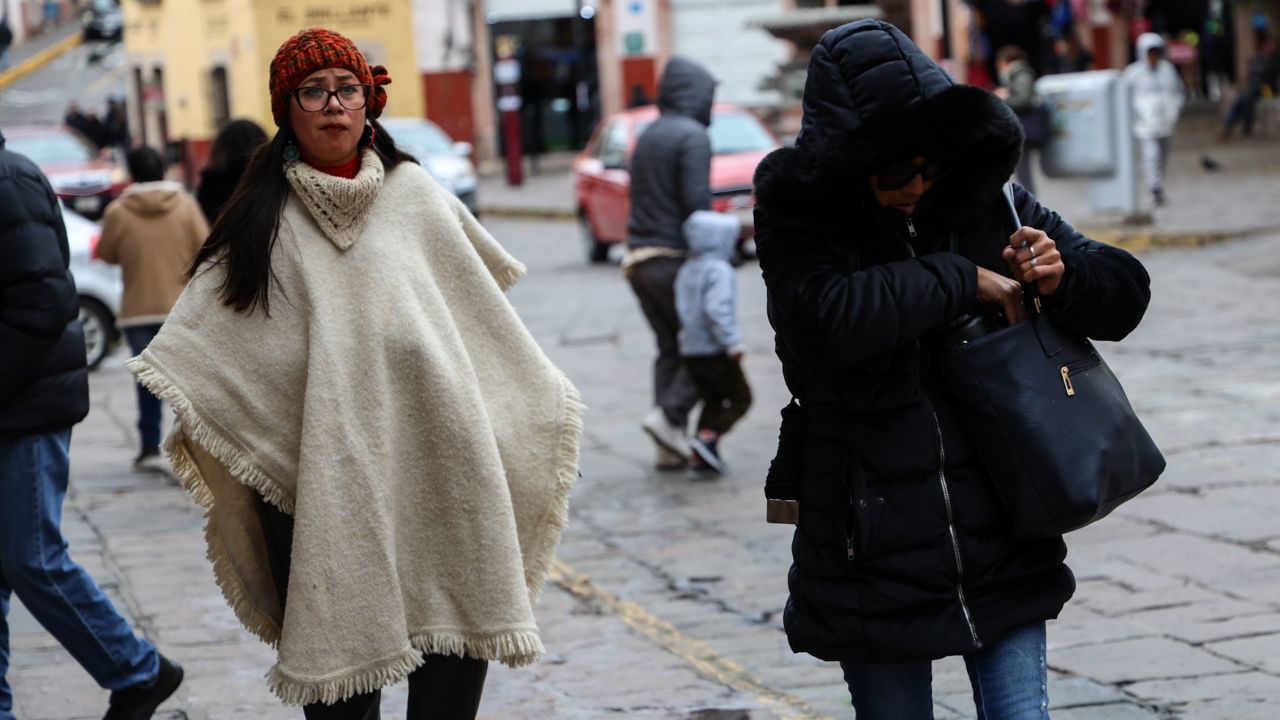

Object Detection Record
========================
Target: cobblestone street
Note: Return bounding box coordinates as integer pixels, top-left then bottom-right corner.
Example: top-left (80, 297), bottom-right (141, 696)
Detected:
top-left (8, 217), bottom-right (1280, 720)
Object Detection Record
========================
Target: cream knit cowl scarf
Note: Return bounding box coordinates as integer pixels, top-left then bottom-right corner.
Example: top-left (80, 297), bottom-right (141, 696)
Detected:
top-left (128, 152), bottom-right (583, 706)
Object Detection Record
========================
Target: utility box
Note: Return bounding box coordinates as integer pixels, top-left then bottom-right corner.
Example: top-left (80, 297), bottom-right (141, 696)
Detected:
top-left (1034, 69), bottom-right (1143, 220)
top-left (1036, 70), bottom-right (1121, 178)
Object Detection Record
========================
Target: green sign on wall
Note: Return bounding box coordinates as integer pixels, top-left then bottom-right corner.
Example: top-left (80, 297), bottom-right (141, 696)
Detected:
top-left (624, 31), bottom-right (645, 55)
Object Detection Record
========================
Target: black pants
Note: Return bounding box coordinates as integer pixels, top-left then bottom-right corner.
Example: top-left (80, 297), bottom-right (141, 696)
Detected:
top-left (259, 503), bottom-right (489, 720)
top-left (683, 354), bottom-right (752, 435)
top-left (627, 256), bottom-right (699, 427)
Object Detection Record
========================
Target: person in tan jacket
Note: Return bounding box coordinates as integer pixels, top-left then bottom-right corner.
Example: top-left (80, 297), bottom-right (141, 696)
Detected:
top-left (96, 146), bottom-right (208, 470)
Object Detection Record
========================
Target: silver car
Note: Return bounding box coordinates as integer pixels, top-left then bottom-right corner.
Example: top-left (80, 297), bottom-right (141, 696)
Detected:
top-left (379, 118), bottom-right (479, 216)
top-left (63, 207), bottom-right (122, 369)
top-left (82, 0), bottom-right (124, 41)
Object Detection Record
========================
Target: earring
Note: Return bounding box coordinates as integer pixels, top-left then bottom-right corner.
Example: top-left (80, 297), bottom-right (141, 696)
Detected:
top-left (283, 140), bottom-right (300, 163)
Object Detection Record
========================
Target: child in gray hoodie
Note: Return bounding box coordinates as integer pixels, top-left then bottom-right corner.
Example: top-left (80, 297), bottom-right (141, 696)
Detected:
top-left (675, 211), bottom-right (753, 474)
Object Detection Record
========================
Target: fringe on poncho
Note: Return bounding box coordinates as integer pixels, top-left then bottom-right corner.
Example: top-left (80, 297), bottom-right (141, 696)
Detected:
top-left (129, 152), bottom-right (583, 705)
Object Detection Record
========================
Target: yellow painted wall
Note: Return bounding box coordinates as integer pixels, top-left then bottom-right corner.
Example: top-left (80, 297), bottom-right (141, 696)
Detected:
top-left (254, 0), bottom-right (424, 123)
top-left (123, 0), bottom-right (423, 144)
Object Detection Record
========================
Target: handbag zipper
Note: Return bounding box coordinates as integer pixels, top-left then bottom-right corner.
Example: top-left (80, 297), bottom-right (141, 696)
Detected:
top-left (906, 216), bottom-right (917, 238)
top-left (1060, 354), bottom-right (1102, 397)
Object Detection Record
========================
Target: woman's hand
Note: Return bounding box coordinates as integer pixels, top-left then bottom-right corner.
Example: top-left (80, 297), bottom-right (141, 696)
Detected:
top-left (977, 266), bottom-right (1027, 325)
top-left (1002, 227), bottom-right (1065, 296)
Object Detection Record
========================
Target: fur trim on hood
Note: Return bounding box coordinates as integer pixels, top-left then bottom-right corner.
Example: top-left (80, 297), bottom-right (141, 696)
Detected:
top-left (754, 20), bottom-right (1024, 235)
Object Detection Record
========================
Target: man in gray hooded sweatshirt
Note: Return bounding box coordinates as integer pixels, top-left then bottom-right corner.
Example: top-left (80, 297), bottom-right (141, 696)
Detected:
top-left (623, 55), bottom-right (717, 470)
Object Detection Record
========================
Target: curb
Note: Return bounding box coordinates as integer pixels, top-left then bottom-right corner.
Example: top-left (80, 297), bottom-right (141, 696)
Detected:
top-left (477, 205), bottom-right (577, 222)
top-left (1082, 226), bottom-right (1279, 252)
top-left (0, 32), bottom-right (84, 90)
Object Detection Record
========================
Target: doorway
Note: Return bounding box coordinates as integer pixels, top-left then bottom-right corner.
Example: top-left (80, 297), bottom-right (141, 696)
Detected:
top-left (490, 12), bottom-right (600, 164)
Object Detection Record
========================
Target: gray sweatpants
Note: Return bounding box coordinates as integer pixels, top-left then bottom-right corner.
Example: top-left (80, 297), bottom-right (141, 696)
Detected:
top-left (1140, 136), bottom-right (1171, 195)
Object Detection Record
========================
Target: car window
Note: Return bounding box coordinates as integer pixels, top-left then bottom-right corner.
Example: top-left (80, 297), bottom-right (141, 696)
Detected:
top-left (384, 121), bottom-right (453, 157)
top-left (629, 113), bottom-right (774, 156)
top-left (6, 133), bottom-right (94, 165)
top-left (599, 122), bottom-right (629, 166)
top-left (709, 112), bottom-right (776, 155)
top-left (588, 122), bottom-right (611, 159)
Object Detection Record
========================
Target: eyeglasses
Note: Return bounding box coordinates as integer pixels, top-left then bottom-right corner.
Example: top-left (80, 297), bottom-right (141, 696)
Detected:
top-left (874, 158), bottom-right (950, 191)
top-left (291, 84), bottom-right (371, 113)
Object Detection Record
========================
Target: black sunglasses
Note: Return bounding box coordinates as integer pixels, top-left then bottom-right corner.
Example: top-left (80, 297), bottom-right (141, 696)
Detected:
top-left (874, 159), bottom-right (950, 191)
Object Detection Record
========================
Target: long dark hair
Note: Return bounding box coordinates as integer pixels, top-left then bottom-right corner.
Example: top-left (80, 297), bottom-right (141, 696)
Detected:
top-left (188, 114), bottom-right (418, 315)
top-left (205, 119), bottom-right (268, 176)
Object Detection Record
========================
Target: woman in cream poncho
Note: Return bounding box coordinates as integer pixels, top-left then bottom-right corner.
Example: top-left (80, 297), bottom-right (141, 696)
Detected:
top-left (128, 28), bottom-right (583, 719)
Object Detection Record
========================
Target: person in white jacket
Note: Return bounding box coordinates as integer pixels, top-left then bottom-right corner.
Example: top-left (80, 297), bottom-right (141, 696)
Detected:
top-left (1124, 33), bottom-right (1184, 207)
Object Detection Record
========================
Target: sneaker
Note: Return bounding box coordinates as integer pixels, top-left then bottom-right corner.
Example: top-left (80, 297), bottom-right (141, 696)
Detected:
top-left (132, 448), bottom-right (166, 473)
top-left (641, 407), bottom-right (686, 457)
top-left (103, 653), bottom-right (184, 720)
top-left (654, 444), bottom-right (688, 471)
top-left (689, 432), bottom-right (727, 475)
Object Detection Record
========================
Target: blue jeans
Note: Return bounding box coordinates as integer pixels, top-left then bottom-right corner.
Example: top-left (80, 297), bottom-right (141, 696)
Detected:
top-left (125, 324), bottom-right (163, 453)
top-left (841, 622), bottom-right (1049, 720)
top-left (0, 431), bottom-right (159, 719)
top-left (1224, 90), bottom-right (1261, 136)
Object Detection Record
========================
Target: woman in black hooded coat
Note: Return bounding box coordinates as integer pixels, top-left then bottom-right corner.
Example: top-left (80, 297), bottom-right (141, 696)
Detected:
top-left (754, 21), bottom-right (1152, 719)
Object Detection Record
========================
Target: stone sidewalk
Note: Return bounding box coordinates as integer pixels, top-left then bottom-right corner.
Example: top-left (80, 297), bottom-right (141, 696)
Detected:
top-left (8, 220), bottom-right (1280, 719)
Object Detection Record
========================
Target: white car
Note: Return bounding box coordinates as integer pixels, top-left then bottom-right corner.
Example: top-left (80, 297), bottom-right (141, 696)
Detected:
top-left (379, 118), bottom-right (479, 216)
top-left (63, 207), bottom-right (122, 369)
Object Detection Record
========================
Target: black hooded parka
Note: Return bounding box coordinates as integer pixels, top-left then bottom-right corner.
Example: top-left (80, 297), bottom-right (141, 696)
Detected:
top-left (753, 21), bottom-right (1153, 663)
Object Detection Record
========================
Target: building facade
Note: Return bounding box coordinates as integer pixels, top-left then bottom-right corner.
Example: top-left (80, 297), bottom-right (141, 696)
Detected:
top-left (122, 0), bottom-right (424, 184)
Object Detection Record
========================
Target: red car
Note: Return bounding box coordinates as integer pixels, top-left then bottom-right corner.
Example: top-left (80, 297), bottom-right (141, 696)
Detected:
top-left (572, 103), bottom-right (780, 263)
top-left (2, 124), bottom-right (129, 220)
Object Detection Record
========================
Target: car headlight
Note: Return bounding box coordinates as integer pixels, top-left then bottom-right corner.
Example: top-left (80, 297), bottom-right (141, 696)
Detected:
top-left (452, 171), bottom-right (477, 194)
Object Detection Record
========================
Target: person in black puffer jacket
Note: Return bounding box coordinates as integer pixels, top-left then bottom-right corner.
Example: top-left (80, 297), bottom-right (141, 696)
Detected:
top-left (754, 21), bottom-right (1152, 718)
top-left (0, 129), bottom-right (184, 719)
top-left (0, 131), bottom-right (88, 434)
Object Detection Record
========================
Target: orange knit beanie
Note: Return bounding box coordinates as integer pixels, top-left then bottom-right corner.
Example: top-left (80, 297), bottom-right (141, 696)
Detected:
top-left (269, 27), bottom-right (392, 127)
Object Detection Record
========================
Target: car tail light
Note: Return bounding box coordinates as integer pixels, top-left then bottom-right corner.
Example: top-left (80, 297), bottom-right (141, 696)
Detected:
top-left (89, 232), bottom-right (101, 259)
top-left (711, 194), bottom-right (754, 213)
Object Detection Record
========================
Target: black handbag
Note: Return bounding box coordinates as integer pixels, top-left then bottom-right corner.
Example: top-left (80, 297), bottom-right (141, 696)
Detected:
top-left (935, 185), bottom-right (1165, 538)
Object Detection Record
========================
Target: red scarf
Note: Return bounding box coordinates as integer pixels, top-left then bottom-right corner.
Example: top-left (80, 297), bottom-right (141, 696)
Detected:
top-left (312, 155), bottom-right (361, 179)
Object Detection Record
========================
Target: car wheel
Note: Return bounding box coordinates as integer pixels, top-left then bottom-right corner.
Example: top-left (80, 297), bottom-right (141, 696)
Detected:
top-left (579, 212), bottom-right (610, 264)
top-left (79, 297), bottom-right (114, 370)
